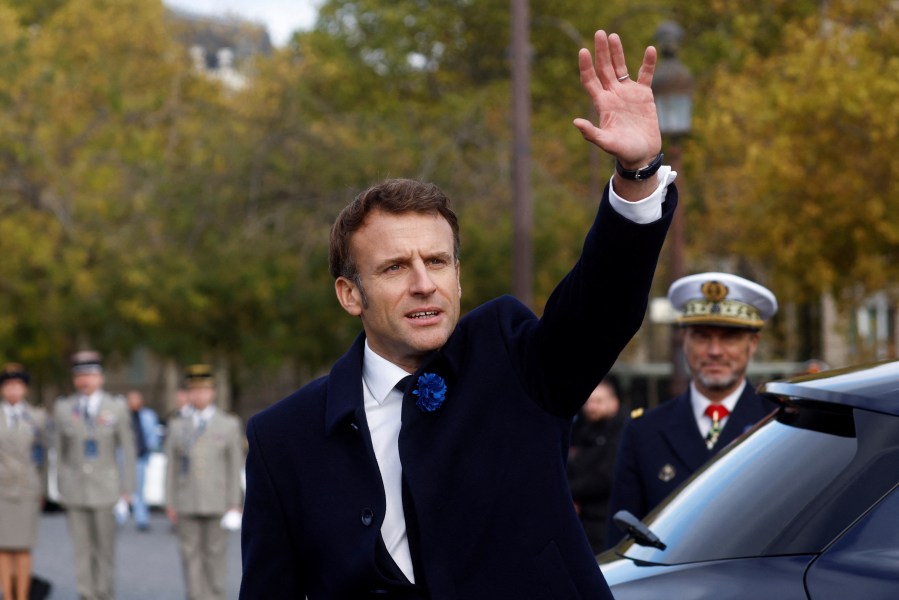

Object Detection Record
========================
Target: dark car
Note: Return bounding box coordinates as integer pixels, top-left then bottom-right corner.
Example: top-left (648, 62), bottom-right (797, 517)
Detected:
top-left (599, 360), bottom-right (899, 599)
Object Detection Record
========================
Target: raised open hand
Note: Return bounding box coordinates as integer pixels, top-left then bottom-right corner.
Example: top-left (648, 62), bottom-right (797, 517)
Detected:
top-left (573, 31), bottom-right (661, 170)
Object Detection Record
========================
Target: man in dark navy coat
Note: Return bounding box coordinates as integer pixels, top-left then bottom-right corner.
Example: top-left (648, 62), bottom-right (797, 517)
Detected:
top-left (240, 30), bottom-right (677, 599)
top-left (606, 272), bottom-right (779, 548)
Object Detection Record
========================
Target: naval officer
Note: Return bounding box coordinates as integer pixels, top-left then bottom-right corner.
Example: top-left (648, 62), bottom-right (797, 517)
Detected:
top-left (606, 272), bottom-right (779, 547)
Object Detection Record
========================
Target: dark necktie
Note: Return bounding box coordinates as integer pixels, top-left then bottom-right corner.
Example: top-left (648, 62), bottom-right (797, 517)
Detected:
top-left (396, 374), bottom-right (428, 589)
top-left (705, 404), bottom-right (730, 449)
top-left (396, 375), bottom-right (414, 396)
top-left (80, 398), bottom-right (93, 427)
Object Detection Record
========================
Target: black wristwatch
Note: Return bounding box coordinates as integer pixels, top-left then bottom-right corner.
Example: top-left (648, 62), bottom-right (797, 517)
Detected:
top-left (615, 152), bottom-right (664, 181)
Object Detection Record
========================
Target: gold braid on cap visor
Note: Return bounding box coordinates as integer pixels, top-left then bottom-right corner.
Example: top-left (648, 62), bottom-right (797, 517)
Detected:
top-left (677, 299), bottom-right (764, 329)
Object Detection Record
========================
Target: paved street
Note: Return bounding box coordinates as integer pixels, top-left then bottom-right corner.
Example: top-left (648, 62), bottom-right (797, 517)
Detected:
top-left (32, 508), bottom-right (242, 599)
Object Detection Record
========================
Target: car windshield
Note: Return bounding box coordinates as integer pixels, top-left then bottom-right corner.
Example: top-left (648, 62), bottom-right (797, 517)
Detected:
top-left (614, 401), bottom-right (873, 565)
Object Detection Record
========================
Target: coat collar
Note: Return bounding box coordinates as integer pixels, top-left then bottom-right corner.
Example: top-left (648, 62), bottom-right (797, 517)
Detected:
top-left (323, 331), bottom-right (462, 436)
top-left (660, 391), bottom-right (709, 471)
top-left (660, 383), bottom-right (761, 471)
top-left (717, 382), bottom-right (762, 446)
top-left (324, 333), bottom-right (367, 436)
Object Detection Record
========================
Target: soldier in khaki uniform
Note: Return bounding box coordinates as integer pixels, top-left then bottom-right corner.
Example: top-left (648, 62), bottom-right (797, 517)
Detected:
top-left (0, 363), bottom-right (48, 600)
top-left (54, 351), bottom-right (135, 600)
top-left (165, 365), bottom-right (244, 600)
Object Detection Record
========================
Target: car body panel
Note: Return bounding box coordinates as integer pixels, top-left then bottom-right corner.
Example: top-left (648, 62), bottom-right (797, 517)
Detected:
top-left (601, 555), bottom-right (812, 600)
top-left (761, 360), bottom-right (899, 415)
top-left (599, 359), bottom-right (899, 599)
top-left (806, 484), bottom-right (899, 599)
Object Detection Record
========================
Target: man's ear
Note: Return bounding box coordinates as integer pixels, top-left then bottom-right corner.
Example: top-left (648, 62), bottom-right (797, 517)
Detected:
top-left (748, 331), bottom-right (761, 356)
top-left (335, 277), bottom-right (363, 316)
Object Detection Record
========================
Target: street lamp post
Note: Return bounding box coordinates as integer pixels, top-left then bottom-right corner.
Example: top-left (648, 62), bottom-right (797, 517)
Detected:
top-left (651, 21), bottom-right (694, 396)
top-left (511, 0), bottom-right (533, 309)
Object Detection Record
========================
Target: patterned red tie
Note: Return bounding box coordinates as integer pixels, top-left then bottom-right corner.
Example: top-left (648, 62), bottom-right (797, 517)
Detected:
top-left (705, 404), bottom-right (730, 449)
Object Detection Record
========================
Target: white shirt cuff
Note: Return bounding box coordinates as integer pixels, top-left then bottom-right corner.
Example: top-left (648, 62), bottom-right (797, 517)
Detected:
top-left (608, 166), bottom-right (677, 224)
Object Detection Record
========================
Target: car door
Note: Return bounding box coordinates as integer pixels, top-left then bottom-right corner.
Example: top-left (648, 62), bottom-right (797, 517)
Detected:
top-left (805, 483), bottom-right (899, 600)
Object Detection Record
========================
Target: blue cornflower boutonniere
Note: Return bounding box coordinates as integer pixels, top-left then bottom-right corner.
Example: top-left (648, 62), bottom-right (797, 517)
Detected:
top-left (413, 373), bottom-right (447, 413)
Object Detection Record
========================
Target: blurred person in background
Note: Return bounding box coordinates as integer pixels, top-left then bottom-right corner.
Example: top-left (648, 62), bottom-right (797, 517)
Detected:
top-left (164, 385), bottom-right (191, 534)
top-left (567, 377), bottom-right (624, 553)
top-left (166, 386), bottom-right (192, 424)
top-left (165, 365), bottom-right (244, 600)
top-left (798, 358), bottom-right (830, 376)
top-left (0, 363), bottom-right (47, 600)
top-left (606, 273), bottom-right (779, 547)
top-left (126, 390), bottom-right (160, 531)
top-left (54, 351), bottom-right (135, 600)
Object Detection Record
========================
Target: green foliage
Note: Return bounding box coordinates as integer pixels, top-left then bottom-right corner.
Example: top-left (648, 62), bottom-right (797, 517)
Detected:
top-left (1, 0), bottom-right (895, 397)
top-left (690, 0), bottom-right (899, 306)
top-left (2, 0), bottom-right (67, 25)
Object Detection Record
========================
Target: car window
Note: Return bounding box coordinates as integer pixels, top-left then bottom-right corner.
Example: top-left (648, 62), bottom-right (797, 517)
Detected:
top-left (614, 402), bottom-right (899, 565)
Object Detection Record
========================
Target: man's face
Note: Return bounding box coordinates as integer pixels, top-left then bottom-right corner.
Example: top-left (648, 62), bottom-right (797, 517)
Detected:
top-left (582, 382), bottom-right (619, 422)
top-left (73, 371), bottom-right (104, 396)
top-left (1, 380), bottom-right (26, 404)
top-left (189, 385), bottom-right (215, 410)
top-left (335, 209), bottom-right (461, 372)
top-left (127, 391), bottom-right (143, 411)
top-left (684, 325), bottom-right (759, 397)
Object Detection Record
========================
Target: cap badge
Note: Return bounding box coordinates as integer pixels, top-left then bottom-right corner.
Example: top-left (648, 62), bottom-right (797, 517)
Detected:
top-left (701, 281), bottom-right (729, 303)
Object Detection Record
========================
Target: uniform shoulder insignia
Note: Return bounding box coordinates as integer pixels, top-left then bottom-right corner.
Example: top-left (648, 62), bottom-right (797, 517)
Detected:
top-left (630, 407), bottom-right (644, 419)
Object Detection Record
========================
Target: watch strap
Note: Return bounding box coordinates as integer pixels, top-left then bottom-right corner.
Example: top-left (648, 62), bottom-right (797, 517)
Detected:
top-left (615, 152), bottom-right (664, 181)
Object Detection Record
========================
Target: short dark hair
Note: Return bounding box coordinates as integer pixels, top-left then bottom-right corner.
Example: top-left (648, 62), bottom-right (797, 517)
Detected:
top-left (328, 178), bottom-right (461, 281)
top-left (600, 375), bottom-right (621, 399)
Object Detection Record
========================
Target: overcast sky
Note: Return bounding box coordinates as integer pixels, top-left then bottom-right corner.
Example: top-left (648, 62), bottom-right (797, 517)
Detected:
top-left (164, 0), bottom-right (322, 46)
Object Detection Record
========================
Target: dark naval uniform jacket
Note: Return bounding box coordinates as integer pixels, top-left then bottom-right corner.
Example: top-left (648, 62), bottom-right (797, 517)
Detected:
top-left (239, 185), bottom-right (676, 599)
top-left (605, 383), bottom-right (778, 547)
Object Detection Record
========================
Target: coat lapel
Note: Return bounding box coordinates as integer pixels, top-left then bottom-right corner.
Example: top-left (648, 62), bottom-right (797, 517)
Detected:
top-left (324, 333), bottom-right (367, 436)
top-left (717, 384), bottom-right (773, 447)
top-left (660, 391), bottom-right (710, 471)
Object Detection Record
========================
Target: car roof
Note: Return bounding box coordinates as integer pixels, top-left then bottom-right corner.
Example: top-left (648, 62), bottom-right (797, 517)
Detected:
top-left (759, 359), bottom-right (899, 416)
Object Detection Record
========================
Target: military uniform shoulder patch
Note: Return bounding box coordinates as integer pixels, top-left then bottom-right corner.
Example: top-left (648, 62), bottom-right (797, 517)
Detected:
top-left (630, 407), bottom-right (644, 419)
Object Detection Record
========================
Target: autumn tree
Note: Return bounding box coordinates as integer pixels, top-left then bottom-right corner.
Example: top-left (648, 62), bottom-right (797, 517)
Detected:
top-left (0, 0), bottom-right (195, 381)
top-left (2, 0), bottom-right (893, 402)
top-left (690, 0), bottom-right (899, 306)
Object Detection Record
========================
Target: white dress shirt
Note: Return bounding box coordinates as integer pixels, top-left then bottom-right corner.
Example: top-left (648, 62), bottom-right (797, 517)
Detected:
top-left (2, 401), bottom-right (23, 428)
top-left (362, 341), bottom-right (416, 582)
top-left (193, 405), bottom-right (216, 429)
top-left (359, 170), bottom-right (672, 583)
top-left (689, 379), bottom-right (746, 437)
top-left (609, 166), bottom-right (677, 224)
top-left (80, 391), bottom-right (103, 421)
